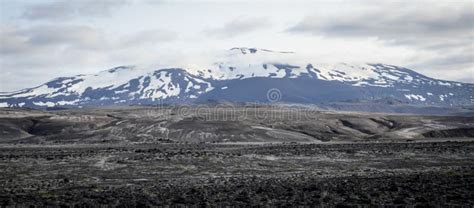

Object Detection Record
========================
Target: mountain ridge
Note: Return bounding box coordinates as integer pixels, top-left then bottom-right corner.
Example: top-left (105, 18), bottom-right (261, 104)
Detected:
top-left (0, 48), bottom-right (472, 109)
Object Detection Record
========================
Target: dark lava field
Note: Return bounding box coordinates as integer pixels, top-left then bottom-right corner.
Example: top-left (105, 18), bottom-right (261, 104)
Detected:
top-left (0, 106), bottom-right (473, 207)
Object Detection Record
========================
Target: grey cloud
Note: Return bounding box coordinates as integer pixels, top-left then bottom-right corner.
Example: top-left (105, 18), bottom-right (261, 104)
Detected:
top-left (121, 30), bottom-right (178, 47)
top-left (408, 61), bottom-right (474, 84)
top-left (417, 53), bottom-right (474, 68)
top-left (22, 0), bottom-right (129, 21)
top-left (405, 49), bottom-right (474, 83)
top-left (26, 26), bottom-right (106, 49)
top-left (0, 25), bottom-right (177, 56)
top-left (287, 3), bottom-right (473, 83)
top-left (205, 17), bottom-right (272, 37)
top-left (0, 25), bottom-right (109, 55)
top-left (287, 4), bottom-right (473, 49)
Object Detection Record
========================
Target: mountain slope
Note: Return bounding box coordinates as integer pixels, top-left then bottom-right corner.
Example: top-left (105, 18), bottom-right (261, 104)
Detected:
top-left (0, 67), bottom-right (216, 108)
top-left (0, 47), bottom-right (472, 108)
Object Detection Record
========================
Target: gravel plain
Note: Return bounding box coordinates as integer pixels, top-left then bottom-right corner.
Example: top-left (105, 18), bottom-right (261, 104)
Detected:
top-left (0, 107), bottom-right (473, 207)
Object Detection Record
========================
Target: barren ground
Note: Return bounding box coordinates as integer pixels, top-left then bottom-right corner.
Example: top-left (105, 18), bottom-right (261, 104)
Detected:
top-left (0, 107), bottom-right (473, 206)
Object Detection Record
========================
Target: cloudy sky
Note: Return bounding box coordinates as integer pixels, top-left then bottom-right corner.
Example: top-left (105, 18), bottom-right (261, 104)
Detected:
top-left (0, 0), bottom-right (473, 91)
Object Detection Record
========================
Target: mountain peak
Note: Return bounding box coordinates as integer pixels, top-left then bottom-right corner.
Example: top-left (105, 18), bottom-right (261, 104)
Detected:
top-left (229, 47), bottom-right (295, 55)
top-left (0, 49), bottom-right (472, 109)
top-left (105, 66), bottom-right (135, 73)
top-left (230, 47), bottom-right (258, 54)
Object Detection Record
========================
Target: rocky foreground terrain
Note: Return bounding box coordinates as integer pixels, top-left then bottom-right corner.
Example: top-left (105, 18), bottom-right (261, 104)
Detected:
top-left (0, 106), bottom-right (473, 206)
top-left (1, 106), bottom-right (473, 144)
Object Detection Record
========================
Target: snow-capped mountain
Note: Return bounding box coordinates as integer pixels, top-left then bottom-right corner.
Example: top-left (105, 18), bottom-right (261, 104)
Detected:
top-left (0, 47), bottom-right (472, 108)
top-left (0, 67), bottom-right (215, 107)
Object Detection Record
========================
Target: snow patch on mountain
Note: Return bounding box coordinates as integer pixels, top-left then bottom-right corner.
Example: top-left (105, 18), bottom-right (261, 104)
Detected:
top-left (405, 94), bottom-right (426, 101)
top-left (0, 47), bottom-right (472, 108)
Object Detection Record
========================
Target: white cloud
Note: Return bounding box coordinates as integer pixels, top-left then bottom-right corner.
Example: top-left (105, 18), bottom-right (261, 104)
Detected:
top-left (22, 0), bottom-right (129, 21)
top-left (205, 17), bottom-right (272, 38)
